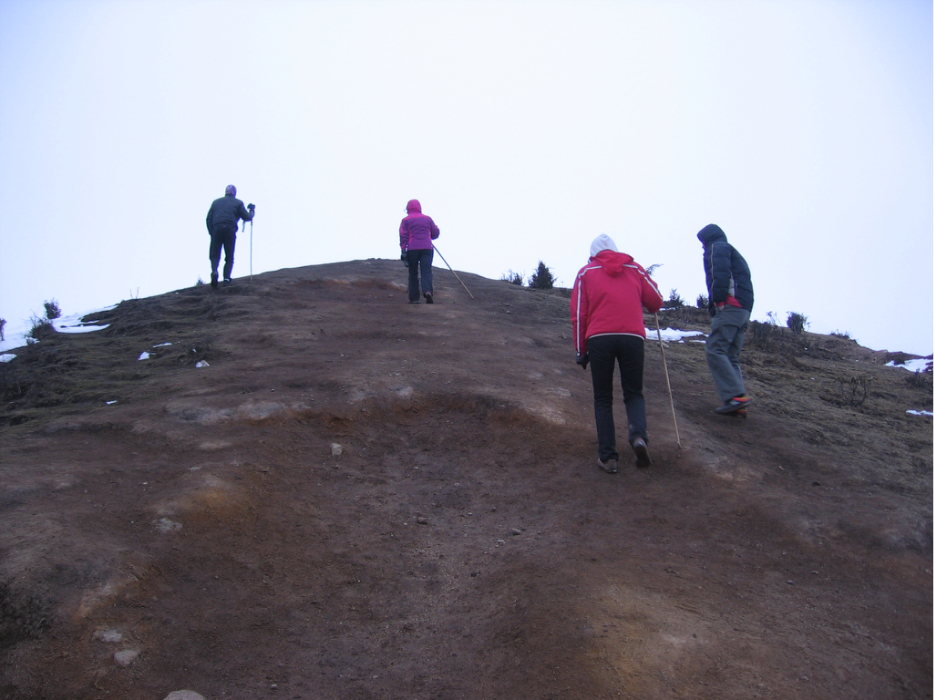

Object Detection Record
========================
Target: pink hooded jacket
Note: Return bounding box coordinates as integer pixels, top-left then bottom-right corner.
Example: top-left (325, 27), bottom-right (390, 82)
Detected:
top-left (399, 199), bottom-right (440, 251)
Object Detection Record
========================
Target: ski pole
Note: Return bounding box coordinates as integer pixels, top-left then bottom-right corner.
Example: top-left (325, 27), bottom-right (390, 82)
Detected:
top-left (431, 244), bottom-right (475, 299)
top-left (654, 313), bottom-right (681, 448)
top-left (249, 219), bottom-right (254, 283)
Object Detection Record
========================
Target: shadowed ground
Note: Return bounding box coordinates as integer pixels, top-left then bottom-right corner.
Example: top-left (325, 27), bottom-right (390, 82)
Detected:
top-left (0, 259), bottom-right (930, 699)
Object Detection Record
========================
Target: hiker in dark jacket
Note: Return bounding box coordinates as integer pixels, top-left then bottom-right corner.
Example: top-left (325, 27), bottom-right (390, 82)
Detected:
top-left (206, 185), bottom-right (254, 288)
top-left (571, 234), bottom-right (664, 472)
top-left (697, 224), bottom-right (754, 415)
top-left (399, 199), bottom-right (440, 304)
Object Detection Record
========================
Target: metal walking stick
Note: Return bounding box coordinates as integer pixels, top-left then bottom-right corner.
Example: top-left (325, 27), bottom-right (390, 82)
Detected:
top-left (249, 219), bottom-right (253, 283)
top-left (431, 244), bottom-right (475, 300)
top-left (654, 313), bottom-right (681, 448)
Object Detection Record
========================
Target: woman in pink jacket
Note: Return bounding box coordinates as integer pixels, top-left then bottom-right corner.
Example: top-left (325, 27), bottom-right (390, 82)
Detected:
top-left (399, 199), bottom-right (440, 304)
top-left (571, 234), bottom-right (664, 473)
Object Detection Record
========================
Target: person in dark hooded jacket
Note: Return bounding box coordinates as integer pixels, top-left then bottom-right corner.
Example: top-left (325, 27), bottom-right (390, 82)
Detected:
top-left (399, 199), bottom-right (440, 303)
top-left (206, 185), bottom-right (254, 288)
top-left (697, 224), bottom-right (754, 414)
top-left (571, 234), bottom-right (664, 473)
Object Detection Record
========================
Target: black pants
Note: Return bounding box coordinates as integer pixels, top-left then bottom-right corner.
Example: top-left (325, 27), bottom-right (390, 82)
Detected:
top-left (209, 227), bottom-right (237, 281)
top-left (587, 334), bottom-right (647, 463)
top-left (406, 248), bottom-right (434, 301)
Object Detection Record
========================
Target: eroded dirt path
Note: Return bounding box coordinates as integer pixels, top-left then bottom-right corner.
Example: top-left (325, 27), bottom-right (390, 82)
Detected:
top-left (1, 260), bottom-right (930, 699)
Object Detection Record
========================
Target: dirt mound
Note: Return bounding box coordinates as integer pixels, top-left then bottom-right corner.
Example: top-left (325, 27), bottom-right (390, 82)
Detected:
top-left (0, 259), bottom-right (930, 699)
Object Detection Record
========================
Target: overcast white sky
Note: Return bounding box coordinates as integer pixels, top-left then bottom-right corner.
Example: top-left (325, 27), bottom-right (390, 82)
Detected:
top-left (1, 0), bottom-right (931, 355)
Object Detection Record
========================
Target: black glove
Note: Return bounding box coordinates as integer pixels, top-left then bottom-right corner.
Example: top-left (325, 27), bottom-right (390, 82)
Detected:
top-left (576, 352), bottom-right (589, 370)
top-left (248, 203), bottom-right (255, 213)
top-left (401, 251), bottom-right (408, 267)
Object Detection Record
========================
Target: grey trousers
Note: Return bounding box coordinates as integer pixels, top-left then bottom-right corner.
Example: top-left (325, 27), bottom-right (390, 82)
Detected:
top-left (705, 306), bottom-right (750, 401)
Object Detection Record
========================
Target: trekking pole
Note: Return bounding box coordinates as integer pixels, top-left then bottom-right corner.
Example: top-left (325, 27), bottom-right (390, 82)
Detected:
top-left (249, 219), bottom-right (254, 283)
top-left (654, 313), bottom-right (681, 448)
top-left (431, 244), bottom-right (475, 299)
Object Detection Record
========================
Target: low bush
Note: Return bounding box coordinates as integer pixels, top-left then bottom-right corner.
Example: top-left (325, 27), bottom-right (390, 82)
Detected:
top-left (907, 370), bottom-right (932, 390)
top-left (836, 375), bottom-right (872, 407)
top-left (528, 262), bottom-right (555, 290)
top-left (500, 270), bottom-right (523, 286)
top-left (696, 294), bottom-right (709, 309)
top-left (43, 300), bottom-right (61, 320)
top-left (27, 315), bottom-right (55, 343)
top-left (664, 289), bottom-right (684, 309)
top-left (787, 312), bottom-right (809, 334)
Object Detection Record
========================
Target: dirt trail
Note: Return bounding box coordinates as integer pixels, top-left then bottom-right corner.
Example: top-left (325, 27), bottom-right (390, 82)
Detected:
top-left (1, 259), bottom-right (930, 699)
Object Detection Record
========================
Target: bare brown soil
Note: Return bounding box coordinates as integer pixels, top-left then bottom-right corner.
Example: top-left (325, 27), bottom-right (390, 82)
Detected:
top-left (1, 258), bottom-right (931, 700)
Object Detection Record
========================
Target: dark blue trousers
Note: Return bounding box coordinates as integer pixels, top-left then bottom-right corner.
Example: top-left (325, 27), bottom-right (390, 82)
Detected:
top-left (210, 228), bottom-right (237, 281)
top-left (406, 248), bottom-right (434, 301)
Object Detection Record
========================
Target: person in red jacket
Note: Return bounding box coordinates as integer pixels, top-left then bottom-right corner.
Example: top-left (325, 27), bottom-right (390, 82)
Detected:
top-left (571, 234), bottom-right (664, 473)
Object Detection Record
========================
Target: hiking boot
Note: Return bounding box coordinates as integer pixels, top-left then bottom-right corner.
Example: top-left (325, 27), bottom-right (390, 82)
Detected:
top-left (223, 278), bottom-right (232, 287)
top-left (597, 457), bottom-right (619, 474)
top-left (425, 292), bottom-right (434, 304)
top-left (409, 300), bottom-right (420, 304)
top-left (210, 272), bottom-right (218, 289)
top-left (632, 438), bottom-right (652, 468)
top-left (715, 395), bottom-right (751, 414)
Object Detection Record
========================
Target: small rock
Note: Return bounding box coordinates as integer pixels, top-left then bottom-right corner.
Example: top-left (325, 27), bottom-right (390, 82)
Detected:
top-left (94, 628), bottom-right (123, 643)
top-left (416, 516), bottom-right (429, 525)
top-left (114, 649), bottom-right (140, 666)
top-left (155, 518), bottom-right (182, 534)
top-left (510, 528), bottom-right (523, 536)
top-left (164, 692), bottom-right (206, 700)
top-left (195, 360), bottom-right (210, 368)
top-left (330, 443), bottom-right (343, 457)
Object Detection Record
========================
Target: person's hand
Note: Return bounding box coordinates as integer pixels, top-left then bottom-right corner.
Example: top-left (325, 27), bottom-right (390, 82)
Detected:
top-left (248, 203), bottom-right (255, 213)
top-left (576, 352), bottom-right (589, 370)
top-left (401, 251), bottom-right (408, 267)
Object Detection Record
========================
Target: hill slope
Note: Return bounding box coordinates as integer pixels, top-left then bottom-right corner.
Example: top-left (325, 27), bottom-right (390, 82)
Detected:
top-left (1, 259), bottom-right (931, 700)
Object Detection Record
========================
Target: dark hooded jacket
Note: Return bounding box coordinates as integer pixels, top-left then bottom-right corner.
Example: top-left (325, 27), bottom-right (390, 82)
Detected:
top-left (206, 194), bottom-right (253, 236)
top-left (697, 224), bottom-right (753, 315)
top-left (399, 199), bottom-right (440, 251)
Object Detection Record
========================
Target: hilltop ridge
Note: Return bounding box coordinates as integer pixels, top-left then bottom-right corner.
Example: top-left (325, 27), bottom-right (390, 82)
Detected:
top-left (1, 259), bottom-right (930, 700)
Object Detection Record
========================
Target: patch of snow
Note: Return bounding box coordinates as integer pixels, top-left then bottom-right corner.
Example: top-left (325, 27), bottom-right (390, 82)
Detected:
top-left (906, 410), bottom-right (933, 417)
top-left (887, 358), bottom-right (933, 373)
top-left (0, 353), bottom-right (15, 363)
top-left (646, 327), bottom-right (707, 343)
top-left (53, 321), bottom-right (110, 334)
top-left (195, 360), bottom-right (210, 368)
top-left (138, 351), bottom-right (150, 361)
top-left (105, 400), bottom-right (118, 405)
top-left (153, 342), bottom-right (172, 347)
top-left (52, 309), bottom-right (113, 333)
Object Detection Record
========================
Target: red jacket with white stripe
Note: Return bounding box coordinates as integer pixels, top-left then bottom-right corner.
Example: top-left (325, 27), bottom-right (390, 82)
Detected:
top-left (570, 250), bottom-right (663, 355)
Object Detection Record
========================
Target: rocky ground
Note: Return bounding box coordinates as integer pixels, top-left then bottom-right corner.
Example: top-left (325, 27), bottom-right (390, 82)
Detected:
top-left (0, 259), bottom-right (931, 700)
